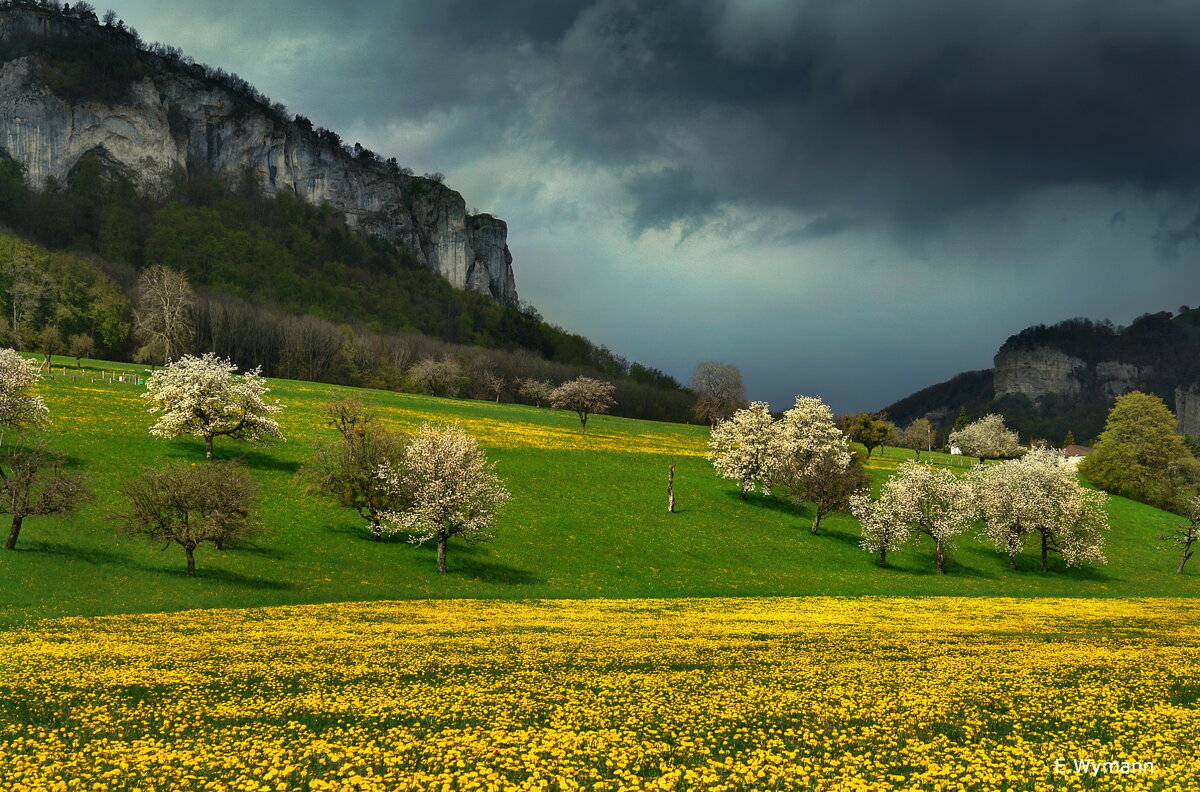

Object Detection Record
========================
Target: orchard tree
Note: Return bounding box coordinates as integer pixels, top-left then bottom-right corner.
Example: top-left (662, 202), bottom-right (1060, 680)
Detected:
top-left (308, 398), bottom-right (409, 541)
top-left (949, 413), bottom-right (1021, 461)
top-left (1163, 494), bottom-right (1200, 574)
top-left (67, 333), bottom-right (95, 367)
top-left (409, 357), bottom-right (464, 397)
top-left (897, 418), bottom-right (935, 461)
top-left (770, 395), bottom-right (856, 532)
top-left (973, 448), bottom-right (1108, 571)
top-left (689, 362), bottom-right (747, 426)
top-left (0, 348), bottom-right (48, 440)
top-left (0, 433), bottom-right (91, 550)
top-left (478, 369), bottom-right (506, 402)
top-left (842, 412), bottom-right (894, 459)
top-left (378, 423), bottom-right (509, 573)
top-left (708, 401), bottom-right (777, 498)
top-left (518, 378), bottom-right (553, 407)
top-left (142, 353), bottom-right (284, 459)
top-left (114, 461), bottom-right (260, 577)
top-left (133, 264), bottom-right (195, 366)
top-left (851, 461), bottom-right (974, 573)
top-left (1079, 391), bottom-right (1200, 509)
top-left (550, 376), bottom-right (617, 434)
top-left (777, 446), bottom-right (868, 534)
top-left (37, 325), bottom-right (62, 368)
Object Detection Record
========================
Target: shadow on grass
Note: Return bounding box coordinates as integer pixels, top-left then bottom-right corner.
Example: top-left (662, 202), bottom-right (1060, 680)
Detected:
top-left (722, 490), bottom-right (804, 517)
top-left (25, 541), bottom-right (296, 589)
top-left (159, 446), bottom-right (300, 474)
top-left (322, 521), bottom-right (410, 543)
top-left (162, 565), bottom-right (296, 590)
top-left (450, 558), bottom-right (543, 586)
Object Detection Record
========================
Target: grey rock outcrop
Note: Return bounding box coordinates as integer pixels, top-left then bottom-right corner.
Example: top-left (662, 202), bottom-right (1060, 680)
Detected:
top-left (993, 347), bottom-right (1086, 401)
top-left (1176, 386), bottom-right (1200, 437)
top-left (0, 5), bottom-right (517, 305)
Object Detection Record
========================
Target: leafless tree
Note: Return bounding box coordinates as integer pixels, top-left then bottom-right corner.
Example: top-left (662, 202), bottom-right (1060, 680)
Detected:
top-left (133, 265), bottom-right (195, 366)
top-left (550, 376), bottom-right (617, 434)
top-left (689, 362), bottom-right (747, 426)
top-left (113, 461), bottom-right (260, 577)
top-left (0, 433), bottom-right (91, 550)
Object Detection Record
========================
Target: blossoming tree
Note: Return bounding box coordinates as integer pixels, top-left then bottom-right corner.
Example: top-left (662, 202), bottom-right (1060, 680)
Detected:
top-left (0, 348), bottom-right (48, 443)
top-left (142, 353), bottom-right (284, 459)
top-left (708, 401), bottom-right (777, 498)
top-left (378, 423), bottom-right (509, 573)
top-left (973, 448), bottom-right (1108, 571)
top-left (948, 413), bottom-right (1021, 461)
top-left (770, 395), bottom-right (860, 533)
top-left (851, 460), bottom-right (975, 573)
top-left (550, 376), bottom-right (617, 434)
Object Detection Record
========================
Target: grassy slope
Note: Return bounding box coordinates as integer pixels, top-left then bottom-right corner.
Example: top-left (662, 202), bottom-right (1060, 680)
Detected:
top-left (0, 357), bottom-right (1194, 625)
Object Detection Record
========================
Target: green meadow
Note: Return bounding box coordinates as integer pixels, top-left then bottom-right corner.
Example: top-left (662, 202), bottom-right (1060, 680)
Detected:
top-left (0, 356), bottom-right (1193, 626)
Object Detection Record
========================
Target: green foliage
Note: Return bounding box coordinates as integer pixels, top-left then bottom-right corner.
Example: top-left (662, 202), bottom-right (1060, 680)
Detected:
top-left (0, 358), bottom-right (1192, 626)
top-left (841, 413), bottom-right (893, 458)
top-left (1079, 391), bottom-right (1200, 512)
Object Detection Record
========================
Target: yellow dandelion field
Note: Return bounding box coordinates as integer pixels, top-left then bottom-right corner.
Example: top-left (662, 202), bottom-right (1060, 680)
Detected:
top-left (2, 597), bottom-right (1198, 791)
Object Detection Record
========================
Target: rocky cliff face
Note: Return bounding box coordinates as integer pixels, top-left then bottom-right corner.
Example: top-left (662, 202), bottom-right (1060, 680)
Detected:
top-left (0, 5), bottom-right (517, 305)
top-left (993, 347), bottom-right (1144, 403)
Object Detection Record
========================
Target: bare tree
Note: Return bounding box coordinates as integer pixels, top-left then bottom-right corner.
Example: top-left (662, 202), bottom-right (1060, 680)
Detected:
top-left (113, 461), bottom-right (260, 577)
top-left (133, 265), bottom-right (195, 366)
top-left (278, 315), bottom-right (344, 382)
top-left (37, 326), bottom-right (62, 368)
top-left (1162, 494), bottom-right (1200, 574)
top-left (897, 418), bottom-right (935, 462)
top-left (689, 362), bottom-right (747, 426)
top-left (550, 376), bottom-right (617, 434)
top-left (307, 398), bottom-right (410, 541)
top-left (0, 433), bottom-right (91, 550)
top-left (409, 357), bottom-right (464, 397)
top-left (67, 333), bottom-right (95, 368)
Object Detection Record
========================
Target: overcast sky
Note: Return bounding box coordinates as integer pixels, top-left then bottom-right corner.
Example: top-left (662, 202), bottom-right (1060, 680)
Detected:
top-left (110, 0), bottom-right (1200, 413)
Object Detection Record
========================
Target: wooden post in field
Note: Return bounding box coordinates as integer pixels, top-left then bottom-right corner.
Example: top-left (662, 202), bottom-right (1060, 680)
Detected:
top-left (667, 464), bottom-right (676, 513)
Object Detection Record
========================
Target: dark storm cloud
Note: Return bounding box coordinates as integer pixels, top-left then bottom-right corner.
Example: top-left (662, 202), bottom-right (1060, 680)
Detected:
top-left (124, 1), bottom-right (1200, 240)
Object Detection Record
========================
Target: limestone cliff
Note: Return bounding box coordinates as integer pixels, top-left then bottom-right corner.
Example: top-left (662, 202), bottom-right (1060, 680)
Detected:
top-left (993, 348), bottom-right (1144, 403)
top-left (0, 4), bottom-right (517, 305)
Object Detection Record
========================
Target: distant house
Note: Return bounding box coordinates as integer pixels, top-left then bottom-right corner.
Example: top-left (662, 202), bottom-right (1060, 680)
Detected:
top-left (1061, 445), bottom-right (1094, 469)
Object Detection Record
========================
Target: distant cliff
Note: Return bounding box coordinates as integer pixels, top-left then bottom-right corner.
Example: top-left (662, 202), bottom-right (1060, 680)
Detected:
top-left (885, 309), bottom-right (1200, 443)
top-left (0, 2), bottom-right (517, 305)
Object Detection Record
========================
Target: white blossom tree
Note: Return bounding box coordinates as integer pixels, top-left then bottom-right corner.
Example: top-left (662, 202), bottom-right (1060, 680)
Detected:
top-left (550, 376), bottom-right (617, 434)
top-left (142, 353), bottom-right (284, 459)
top-left (377, 423), bottom-right (509, 573)
top-left (0, 348), bottom-right (48, 445)
top-left (949, 413), bottom-right (1021, 461)
top-left (973, 448), bottom-right (1108, 571)
top-left (769, 396), bottom-right (858, 532)
top-left (850, 461), bottom-right (975, 573)
top-left (708, 401), bottom-right (777, 499)
top-left (518, 377), bottom-right (554, 407)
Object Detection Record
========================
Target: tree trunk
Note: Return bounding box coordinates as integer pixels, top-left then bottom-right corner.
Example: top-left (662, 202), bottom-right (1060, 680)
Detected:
top-left (205, 435), bottom-right (214, 460)
top-left (579, 413), bottom-right (588, 434)
top-left (185, 546), bottom-right (196, 577)
top-left (739, 481), bottom-right (748, 500)
top-left (5, 515), bottom-right (23, 550)
top-left (667, 465), bottom-right (676, 513)
top-left (1008, 552), bottom-right (1017, 570)
top-left (373, 521), bottom-right (383, 542)
top-left (879, 548), bottom-right (887, 567)
top-left (811, 510), bottom-right (822, 535)
top-left (935, 538), bottom-right (946, 574)
top-left (1041, 532), bottom-right (1048, 572)
top-left (1179, 546), bottom-right (1193, 575)
top-left (436, 531), bottom-right (448, 573)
